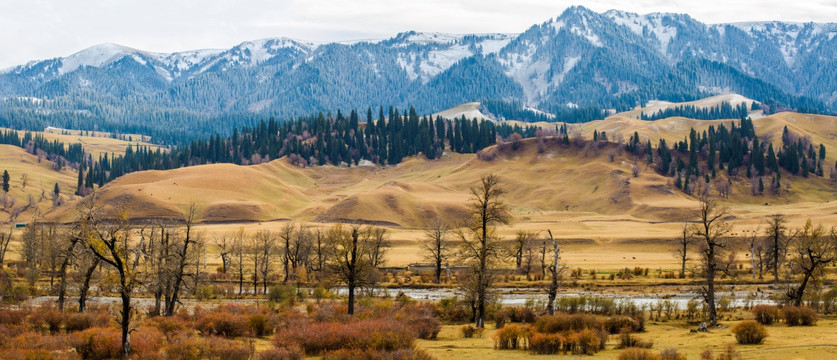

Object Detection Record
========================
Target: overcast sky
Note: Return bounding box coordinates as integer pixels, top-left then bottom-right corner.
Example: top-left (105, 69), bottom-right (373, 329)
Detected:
top-left (2, 0), bottom-right (835, 69)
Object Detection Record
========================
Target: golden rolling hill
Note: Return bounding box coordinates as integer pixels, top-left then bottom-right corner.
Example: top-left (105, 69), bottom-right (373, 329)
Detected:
top-left (44, 112), bottom-right (837, 232)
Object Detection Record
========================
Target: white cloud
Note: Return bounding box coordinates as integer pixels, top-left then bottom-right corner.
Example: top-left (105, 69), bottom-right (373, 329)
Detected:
top-left (1, 0), bottom-right (835, 68)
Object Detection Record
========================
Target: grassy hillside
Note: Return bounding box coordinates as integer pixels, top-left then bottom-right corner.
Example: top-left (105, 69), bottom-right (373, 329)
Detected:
top-left (0, 145), bottom-right (78, 222)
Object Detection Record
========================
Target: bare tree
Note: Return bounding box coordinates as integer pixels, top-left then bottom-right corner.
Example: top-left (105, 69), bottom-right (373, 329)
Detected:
top-left (458, 174), bottom-right (509, 328)
top-left (56, 231), bottom-right (80, 312)
top-left (75, 196), bottom-right (145, 357)
top-left (674, 224), bottom-right (693, 279)
top-left (326, 224), bottom-right (376, 315)
top-left (163, 203), bottom-right (201, 316)
top-left (545, 230), bottom-right (564, 315)
top-left (253, 230), bottom-right (278, 294)
top-left (287, 224), bottom-right (313, 282)
top-left (278, 222), bottom-right (295, 282)
top-left (0, 220), bottom-right (15, 266)
top-left (20, 217), bottom-right (43, 286)
top-left (786, 220), bottom-right (835, 306)
top-left (422, 216), bottom-right (450, 284)
top-left (213, 235), bottom-right (233, 274)
top-left (308, 229), bottom-right (327, 279)
top-left (692, 194), bottom-right (732, 324)
top-left (766, 214), bottom-right (789, 283)
top-left (366, 227), bottom-right (389, 268)
top-left (231, 228), bottom-right (247, 296)
top-left (744, 227), bottom-right (761, 280)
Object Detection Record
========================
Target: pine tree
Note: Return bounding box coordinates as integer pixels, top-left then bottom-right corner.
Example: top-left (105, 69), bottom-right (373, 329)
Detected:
top-left (1, 170), bottom-right (9, 193)
top-left (53, 183), bottom-right (60, 196)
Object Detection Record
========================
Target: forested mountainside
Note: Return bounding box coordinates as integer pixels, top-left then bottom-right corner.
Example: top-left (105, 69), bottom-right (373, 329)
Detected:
top-left (1, 6), bottom-right (836, 143)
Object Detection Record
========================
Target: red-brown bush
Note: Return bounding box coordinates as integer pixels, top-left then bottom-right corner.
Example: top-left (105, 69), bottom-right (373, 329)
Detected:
top-left (165, 333), bottom-right (209, 360)
top-left (258, 346), bottom-right (305, 360)
top-left (207, 336), bottom-right (254, 360)
top-left (64, 311), bottom-right (110, 332)
top-left (273, 319), bottom-right (415, 355)
top-left (72, 327), bottom-right (122, 360)
top-left (130, 326), bottom-right (167, 359)
top-left (144, 316), bottom-right (189, 338)
top-left (193, 311), bottom-right (251, 338)
top-left (605, 316), bottom-right (645, 334)
top-left (752, 305), bottom-right (781, 325)
top-left (0, 310), bottom-right (26, 325)
top-left (321, 348), bottom-right (435, 360)
top-left (782, 306), bottom-right (817, 326)
top-left (30, 308), bottom-right (64, 334)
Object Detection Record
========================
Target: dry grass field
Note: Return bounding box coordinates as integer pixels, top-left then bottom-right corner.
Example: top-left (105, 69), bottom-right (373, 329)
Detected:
top-left (3, 110), bottom-right (836, 271)
top-left (418, 319), bottom-right (837, 360)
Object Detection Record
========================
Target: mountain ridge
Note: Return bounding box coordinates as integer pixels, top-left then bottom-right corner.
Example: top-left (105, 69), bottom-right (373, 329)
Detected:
top-left (1, 6), bottom-right (836, 142)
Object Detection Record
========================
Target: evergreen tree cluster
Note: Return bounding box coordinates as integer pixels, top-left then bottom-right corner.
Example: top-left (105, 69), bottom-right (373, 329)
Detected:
top-left (647, 117), bottom-right (829, 195)
top-left (640, 101), bottom-right (751, 121)
top-left (69, 107), bottom-right (497, 194)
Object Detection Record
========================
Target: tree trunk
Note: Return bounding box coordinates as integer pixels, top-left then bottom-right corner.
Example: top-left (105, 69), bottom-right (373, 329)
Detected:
top-left (706, 247), bottom-right (717, 324)
top-left (773, 237), bottom-right (780, 282)
top-left (347, 282), bottom-right (355, 315)
top-left (546, 230), bottom-right (559, 316)
top-left (78, 258), bottom-right (99, 313)
top-left (120, 290), bottom-right (132, 358)
top-left (57, 251), bottom-right (74, 312)
top-left (435, 256), bottom-right (442, 284)
top-left (794, 272), bottom-right (812, 307)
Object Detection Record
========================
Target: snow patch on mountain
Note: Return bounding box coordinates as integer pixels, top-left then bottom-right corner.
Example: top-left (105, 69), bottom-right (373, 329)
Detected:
top-left (59, 43), bottom-right (138, 75)
top-left (606, 11), bottom-right (678, 54)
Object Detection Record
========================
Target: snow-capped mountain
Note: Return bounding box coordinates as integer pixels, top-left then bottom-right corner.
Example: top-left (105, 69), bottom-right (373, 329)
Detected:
top-left (1, 6), bottom-right (835, 141)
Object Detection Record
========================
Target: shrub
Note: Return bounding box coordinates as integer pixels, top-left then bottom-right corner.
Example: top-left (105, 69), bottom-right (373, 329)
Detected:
top-left (493, 324), bottom-right (528, 350)
top-left (248, 313), bottom-right (276, 337)
top-left (616, 331), bottom-right (654, 349)
top-left (145, 316), bottom-right (189, 338)
top-left (131, 326), bottom-right (166, 359)
top-left (534, 313), bottom-right (603, 334)
top-left (268, 285), bottom-right (297, 304)
top-left (751, 305), bottom-right (781, 325)
top-left (273, 319), bottom-right (415, 355)
top-left (208, 336), bottom-right (254, 360)
top-left (322, 348), bottom-right (435, 360)
top-left (528, 332), bottom-right (565, 355)
top-left (0, 310), bottom-right (26, 325)
top-left (194, 311), bottom-right (251, 337)
top-left (460, 325), bottom-right (483, 338)
top-left (781, 306), bottom-right (818, 326)
top-left (618, 348), bottom-right (662, 360)
top-left (30, 309), bottom-right (64, 334)
top-left (798, 306), bottom-right (818, 326)
top-left (716, 343), bottom-right (742, 360)
top-left (408, 316), bottom-right (440, 340)
top-left (259, 346), bottom-right (305, 360)
top-left (165, 333), bottom-right (209, 360)
top-left (570, 329), bottom-right (607, 355)
top-left (660, 348), bottom-right (686, 360)
top-left (731, 321), bottom-right (768, 345)
top-left (605, 316), bottom-right (644, 334)
top-left (65, 312), bottom-right (109, 332)
top-left (73, 327), bottom-right (122, 360)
